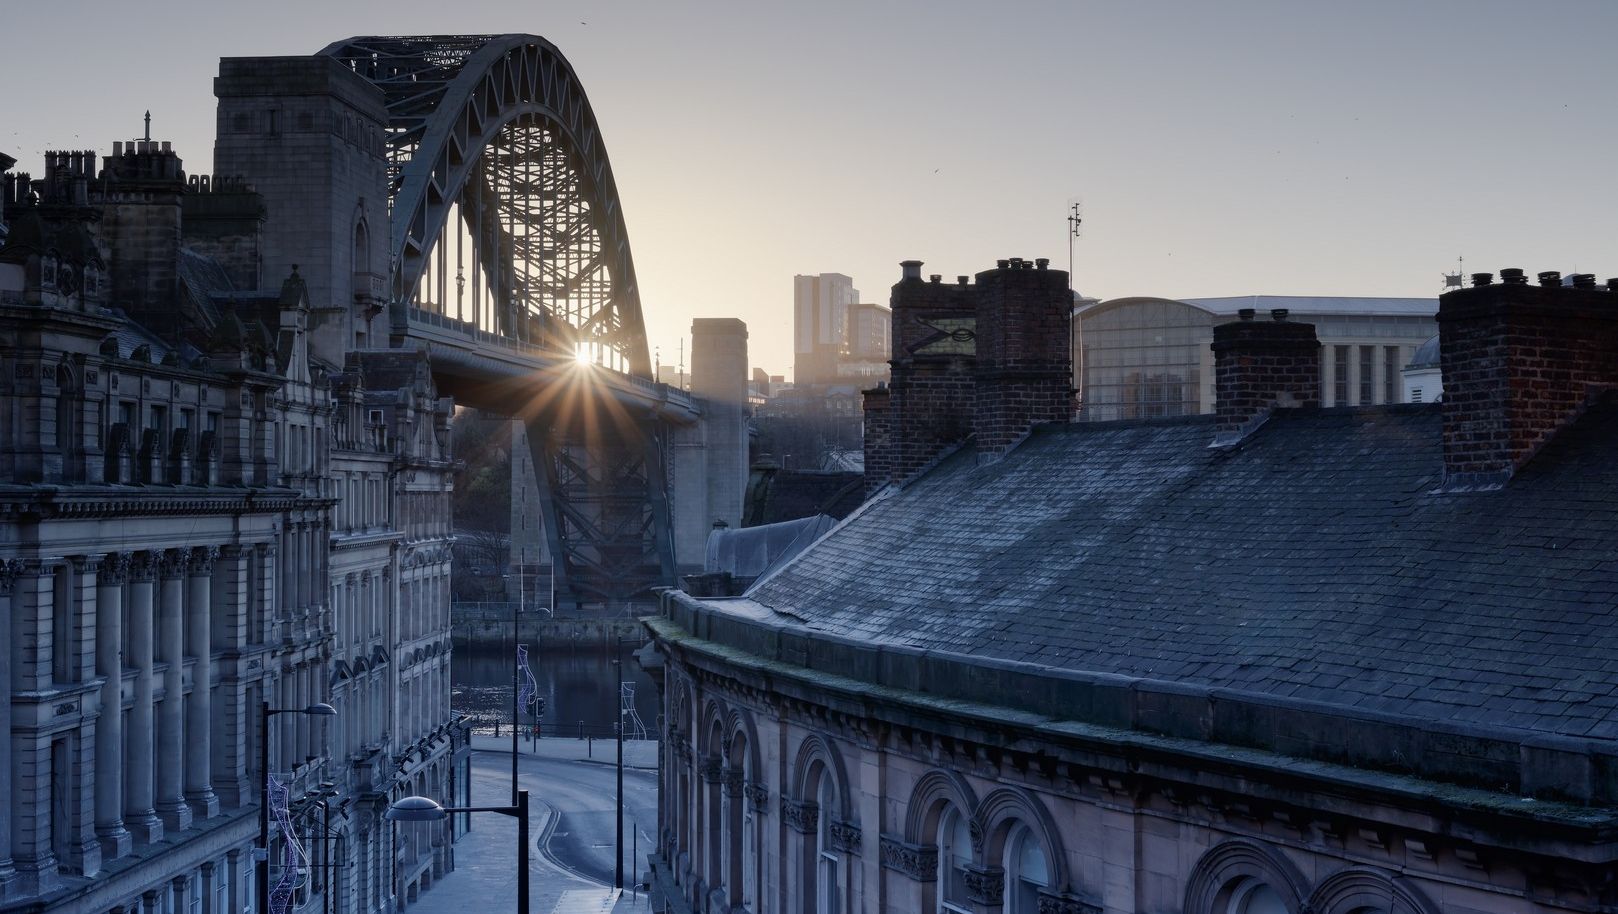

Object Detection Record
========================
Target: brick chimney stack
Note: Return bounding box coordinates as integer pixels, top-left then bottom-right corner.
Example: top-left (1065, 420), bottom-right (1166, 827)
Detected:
top-left (1210, 308), bottom-right (1321, 445)
top-left (973, 257), bottom-right (1073, 455)
top-left (1437, 269), bottom-right (1618, 488)
top-left (864, 256), bottom-right (1074, 493)
top-left (877, 259), bottom-right (978, 487)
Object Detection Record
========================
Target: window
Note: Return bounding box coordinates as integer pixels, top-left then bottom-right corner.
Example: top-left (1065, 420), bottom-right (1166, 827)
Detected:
top-left (816, 778), bottom-right (840, 914)
top-left (1384, 346), bottom-right (1400, 405)
top-left (937, 808), bottom-right (972, 913)
top-left (1004, 826), bottom-right (1048, 914)
top-left (1226, 880), bottom-right (1289, 914)
top-left (1333, 346), bottom-right (1349, 406)
top-left (1358, 346), bottom-right (1374, 406)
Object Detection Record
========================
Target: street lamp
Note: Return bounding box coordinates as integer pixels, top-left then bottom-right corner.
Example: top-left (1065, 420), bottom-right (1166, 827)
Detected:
top-left (259, 702), bottom-right (337, 914)
top-left (385, 790), bottom-right (531, 914)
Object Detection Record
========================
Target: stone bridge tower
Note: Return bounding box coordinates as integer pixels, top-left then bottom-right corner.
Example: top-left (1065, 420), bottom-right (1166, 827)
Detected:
top-left (213, 56), bottom-right (390, 364)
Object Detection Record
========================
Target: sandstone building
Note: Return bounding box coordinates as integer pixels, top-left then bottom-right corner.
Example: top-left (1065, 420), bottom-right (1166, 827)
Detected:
top-left (647, 261), bottom-right (1618, 914)
top-left (0, 123), bottom-right (462, 914)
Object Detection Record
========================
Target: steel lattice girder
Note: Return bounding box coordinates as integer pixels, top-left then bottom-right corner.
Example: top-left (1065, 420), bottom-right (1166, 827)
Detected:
top-left (322, 34), bottom-right (676, 606)
top-left (319, 34), bottom-right (652, 376)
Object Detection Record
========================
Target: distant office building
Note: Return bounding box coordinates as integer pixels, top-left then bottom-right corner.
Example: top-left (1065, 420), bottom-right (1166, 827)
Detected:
top-left (1075, 295), bottom-right (1437, 421)
top-left (793, 272), bottom-right (858, 386)
top-left (658, 363), bottom-right (688, 390)
top-left (840, 301), bottom-right (892, 382)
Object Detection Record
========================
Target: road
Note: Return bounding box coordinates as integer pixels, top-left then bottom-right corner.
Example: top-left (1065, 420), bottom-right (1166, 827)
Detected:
top-left (405, 738), bottom-right (659, 914)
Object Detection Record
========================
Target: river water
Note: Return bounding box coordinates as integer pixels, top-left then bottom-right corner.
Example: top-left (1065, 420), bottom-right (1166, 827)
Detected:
top-left (451, 644), bottom-right (662, 738)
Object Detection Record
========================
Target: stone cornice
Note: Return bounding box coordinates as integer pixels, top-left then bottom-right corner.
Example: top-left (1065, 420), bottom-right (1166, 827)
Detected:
top-left (644, 609), bottom-right (1618, 858)
top-left (0, 487), bottom-right (305, 520)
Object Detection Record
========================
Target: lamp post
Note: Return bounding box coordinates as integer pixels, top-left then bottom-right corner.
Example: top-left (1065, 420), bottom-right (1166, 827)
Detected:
top-left (385, 791), bottom-right (530, 914)
top-left (259, 702), bottom-right (337, 914)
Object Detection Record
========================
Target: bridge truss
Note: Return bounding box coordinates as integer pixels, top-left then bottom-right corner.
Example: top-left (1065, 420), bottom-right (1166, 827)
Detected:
top-left (321, 34), bottom-right (674, 608)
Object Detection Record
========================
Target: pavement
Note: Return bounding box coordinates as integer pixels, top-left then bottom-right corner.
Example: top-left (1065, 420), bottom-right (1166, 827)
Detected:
top-left (405, 737), bottom-right (661, 914)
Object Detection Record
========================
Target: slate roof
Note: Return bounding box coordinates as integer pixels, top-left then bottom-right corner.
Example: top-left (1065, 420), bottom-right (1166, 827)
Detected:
top-left (742, 400), bottom-right (1618, 741)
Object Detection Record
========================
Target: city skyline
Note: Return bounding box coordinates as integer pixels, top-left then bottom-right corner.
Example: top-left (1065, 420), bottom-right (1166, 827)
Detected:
top-left (4, 0), bottom-right (1615, 380)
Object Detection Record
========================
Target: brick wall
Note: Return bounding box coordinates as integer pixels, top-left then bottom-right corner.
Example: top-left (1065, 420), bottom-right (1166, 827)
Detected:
top-left (1437, 271), bottom-right (1618, 486)
top-left (861, 384), bottom-right (891, 495)
top-left (887, 266), bottom-right (978, 482)
top-left (1211, 311), bottom-right (1321, 441)
top-left (973, 259), bottom-right (1072, 455)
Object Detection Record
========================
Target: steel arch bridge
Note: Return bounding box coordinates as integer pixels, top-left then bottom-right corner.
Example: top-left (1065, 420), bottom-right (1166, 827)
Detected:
top-left (319, 34), bottom-right (684, 609)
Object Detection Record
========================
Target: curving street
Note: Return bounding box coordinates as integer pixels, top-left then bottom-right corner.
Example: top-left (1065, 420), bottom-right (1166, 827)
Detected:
top-left (406, 737), bottom-right (658, 914)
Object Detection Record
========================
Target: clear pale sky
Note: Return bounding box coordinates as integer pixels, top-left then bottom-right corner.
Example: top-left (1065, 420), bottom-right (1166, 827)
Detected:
top-left (5, 0), bottom-right (1616, 379)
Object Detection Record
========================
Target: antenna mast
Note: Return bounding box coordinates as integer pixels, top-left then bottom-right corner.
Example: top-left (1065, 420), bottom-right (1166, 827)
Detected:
top-left (1067, 201), bottom-right (1083, 292)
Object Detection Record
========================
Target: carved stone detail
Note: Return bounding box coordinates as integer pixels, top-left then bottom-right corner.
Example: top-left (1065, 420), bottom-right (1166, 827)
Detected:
top-left (130, 552), bottom-right (159, 583)
top-left (743, 782), bottom-right (769, 813)
top-left (781, 798), bottom-right (818, 835)
top-left (190, 546), bottom-right (219, 576)
top-left (828, 820), bottom-right (861, 854)
top-left (722, 767), bottom-right (744, 799)
top-left (879, 835), bottom-right (938, 880)
top-left (98, 553), bottom-right (131, 586)
top-left (963, 865), bottom-right (1005, 906)
top-left (969, 816), bottom-right (985, 853)
top-left (699, 758), bottom-right (723, 785)
top-left (158, 548), bottom-right (189, 579)
top-left (0, 559), bottom-right (18, 596)
top-left (1038, 892), bottom-right (1102, 914)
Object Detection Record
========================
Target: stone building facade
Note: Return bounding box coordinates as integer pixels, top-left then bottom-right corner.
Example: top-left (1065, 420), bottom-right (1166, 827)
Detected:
top-left (0, 128), bottom-right (463, 914)
top-left (647, 261), bottom-right (1618, 914)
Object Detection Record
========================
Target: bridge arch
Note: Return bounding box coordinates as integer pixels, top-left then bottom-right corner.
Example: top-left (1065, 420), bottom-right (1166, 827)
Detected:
top-left (320, 34), bottom-right (650, 375)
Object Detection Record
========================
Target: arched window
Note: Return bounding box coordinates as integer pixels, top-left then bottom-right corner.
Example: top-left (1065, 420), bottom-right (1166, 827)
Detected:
top-left (1226, 879), bottom-right (1290, 914)
top-left (937, 807), bottom-right (972, 914)
top-left (816, 777), bottom-right (840, 914)
top-left (1004, 825), bottom-right (1048, 914)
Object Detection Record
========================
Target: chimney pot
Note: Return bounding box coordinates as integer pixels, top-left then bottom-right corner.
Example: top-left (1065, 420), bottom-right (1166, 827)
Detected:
top-left (1538, 271), bottom-right (1562, 287)
top-left (929, 274), bottom-right (941, 284)
top-left (1271, 308), bottom-right (1289, 322)
top-left (997, 259), bottom-right (1010, 269)
top-left (957, 275), bottom-right (969, 286)
top-left (1471, 272), bottom-right (1494, 287)
top-left (1572, 273), bottom-right (1597, 290)
top-left (1035, 258), bottom-right (1050, 270)
top-left (1238, 308), bottom-right (1255, 321)
top-left (900, 260), bottom-right (923, 280)
top-left (1607, 278), bottom-right (1618, 291)
top-left (1500, 268), bottom-right (1527, 285)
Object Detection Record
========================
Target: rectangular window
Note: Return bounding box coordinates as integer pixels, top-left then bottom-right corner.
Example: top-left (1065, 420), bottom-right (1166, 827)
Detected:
top-left (1384, 346), bottom-right (1400, 404)
top-left (1359, 345), bottom-right (1374, 406)
top-left (1333, 346), bottom-right (1350, 406)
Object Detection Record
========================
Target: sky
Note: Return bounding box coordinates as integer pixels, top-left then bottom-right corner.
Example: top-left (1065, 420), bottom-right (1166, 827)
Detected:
top-left (5, 0), bottom-right (1617, 379)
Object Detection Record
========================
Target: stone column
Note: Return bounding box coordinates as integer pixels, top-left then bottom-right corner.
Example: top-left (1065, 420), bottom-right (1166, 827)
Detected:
top-left (123, 553), bottom-right (162, 843)
top-left (225, 850), bottom-right (243, 914)
top-left (185, 548), bottom-right (218, 819)
top-left (199, 861), bottom-right (215, 914)
top-left (94, 555), bottom-right (131, 859)
top-left (169, 874), bottom-right (188, 914)
top-left (0, 561), bottom-right (18, 895)
top-left (156, 550), bottom-right (192, 832)
top-left (212, 547), bottom-right (251, 807)
top-left (140, 888), bottom-right (161, 914)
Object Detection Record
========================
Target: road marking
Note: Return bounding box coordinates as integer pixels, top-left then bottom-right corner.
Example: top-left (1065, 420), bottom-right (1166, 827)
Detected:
top-left (549, 888), bottom-right (620, 913)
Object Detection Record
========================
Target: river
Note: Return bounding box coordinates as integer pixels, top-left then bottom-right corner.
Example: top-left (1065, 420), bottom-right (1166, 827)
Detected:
top-left (451, 643), bottom-right (662, 738)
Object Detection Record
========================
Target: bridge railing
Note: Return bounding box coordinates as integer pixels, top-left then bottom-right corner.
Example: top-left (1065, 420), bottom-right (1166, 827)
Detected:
top-left (394, 304), bottom-right (698, 412)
